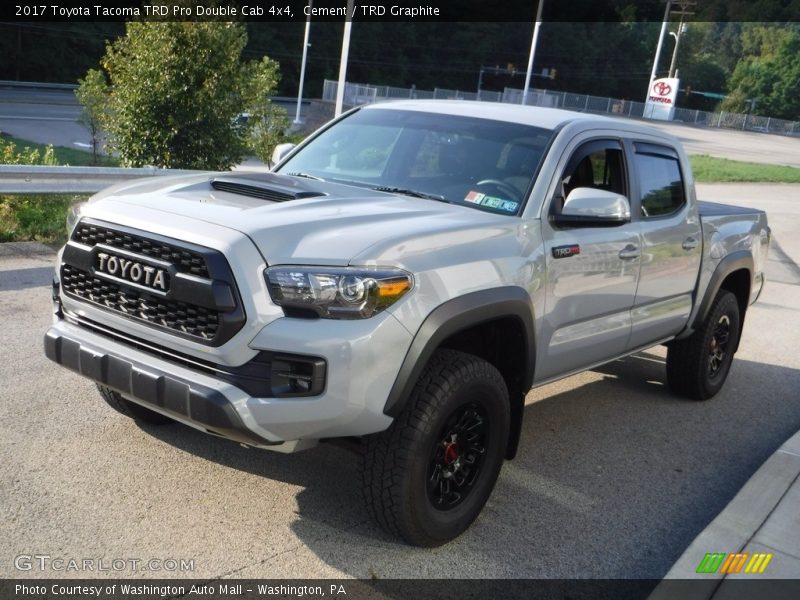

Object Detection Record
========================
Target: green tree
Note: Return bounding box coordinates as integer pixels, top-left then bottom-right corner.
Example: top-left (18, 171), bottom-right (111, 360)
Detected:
top-left (239, 56), bottom-right (291, 165)
top-left (720, 26), bottom-right (800, 120)
top-left (75, 69), bottom-right (108, 165)
top-left (93, 21), bottom-right (283, 169)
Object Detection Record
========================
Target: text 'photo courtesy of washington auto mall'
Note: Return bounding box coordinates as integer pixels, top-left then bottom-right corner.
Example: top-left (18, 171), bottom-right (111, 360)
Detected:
top-left (1, 1), bottom-right (799, 599)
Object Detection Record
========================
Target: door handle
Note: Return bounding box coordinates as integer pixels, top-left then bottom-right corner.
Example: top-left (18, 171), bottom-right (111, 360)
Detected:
top-left (682, 237), bottom-right (699, 251)
top-left (618, 244), bottom-right (641, 260)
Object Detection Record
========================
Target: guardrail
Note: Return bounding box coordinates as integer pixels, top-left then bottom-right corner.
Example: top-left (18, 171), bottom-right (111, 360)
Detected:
top-left (0, 165), bottom-right (205, 194)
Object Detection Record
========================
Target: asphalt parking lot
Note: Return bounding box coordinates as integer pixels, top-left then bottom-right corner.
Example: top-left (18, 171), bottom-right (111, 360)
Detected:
top-left (1, 181), bottom-right (798, 580)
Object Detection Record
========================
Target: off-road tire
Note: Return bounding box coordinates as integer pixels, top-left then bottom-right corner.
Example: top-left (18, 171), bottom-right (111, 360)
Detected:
top-left (97, 384), bottom-right (174, 425)
top-left (666, 291), bottom-right (741, 400)
top-left (361, 349), bottom-right (510, 547)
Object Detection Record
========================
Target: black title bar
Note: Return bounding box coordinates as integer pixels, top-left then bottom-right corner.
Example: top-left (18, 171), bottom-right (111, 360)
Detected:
top-left (3, 0), bottom-right (800, 23)
top-left (4, 579), bottom-right (800, 600)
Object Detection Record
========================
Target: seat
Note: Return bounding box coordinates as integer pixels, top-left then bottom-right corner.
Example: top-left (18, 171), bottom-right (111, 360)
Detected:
top-left (564, 156), bottom-right (595, 196)
top-left (502, 144), bottom-right (538, 196)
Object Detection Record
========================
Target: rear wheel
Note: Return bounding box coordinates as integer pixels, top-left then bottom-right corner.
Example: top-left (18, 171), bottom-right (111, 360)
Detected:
top-left (362, 349), bottom-right (510, 546)
top-left (97, 384), bottom-right (174, 425)
top-left (666, 291), bottom-right (741, 400)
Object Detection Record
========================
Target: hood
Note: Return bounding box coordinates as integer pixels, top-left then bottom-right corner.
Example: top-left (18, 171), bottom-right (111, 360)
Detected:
top-left (89, 171), bottom-right (513, 266)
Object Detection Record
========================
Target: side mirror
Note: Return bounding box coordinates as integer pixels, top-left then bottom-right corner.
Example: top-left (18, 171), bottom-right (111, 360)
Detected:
top-left (552, 187), bottom-right (631, 227)
top-left (270, 143), bottom-right (297, 168)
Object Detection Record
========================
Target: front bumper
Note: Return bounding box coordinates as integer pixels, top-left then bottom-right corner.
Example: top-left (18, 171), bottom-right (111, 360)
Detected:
top-left (45, 322), bottom-right (297, 449)
top-left (45, 310), bottom-right (408, 450)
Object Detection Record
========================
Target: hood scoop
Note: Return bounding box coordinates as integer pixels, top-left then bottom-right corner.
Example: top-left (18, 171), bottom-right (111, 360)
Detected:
top-left (210, 173), bottom-right (325, 203)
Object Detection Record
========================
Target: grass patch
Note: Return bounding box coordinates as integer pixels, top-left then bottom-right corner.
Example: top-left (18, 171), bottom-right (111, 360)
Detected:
top-left (1, 134), bottom-right (112, 245)
top-left (0, 133), bottom-right (118, 167)
top-left (690, 155), bottom-right (800, 183)
top-left (0, 196), bottom-right (86, 245)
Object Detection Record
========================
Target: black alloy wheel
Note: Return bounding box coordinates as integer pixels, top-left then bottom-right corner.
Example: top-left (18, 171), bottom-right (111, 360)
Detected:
top-left (427, 402), bottom-right (489, 510)
top-left (362, 349), bottom-right (510, 547)
top-left (667, 290), bottom-right (741, 400)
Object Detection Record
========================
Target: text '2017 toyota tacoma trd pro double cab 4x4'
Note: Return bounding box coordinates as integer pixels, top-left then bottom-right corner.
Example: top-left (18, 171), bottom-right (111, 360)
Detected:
top-left (45, 101), bottom-right (769, 546)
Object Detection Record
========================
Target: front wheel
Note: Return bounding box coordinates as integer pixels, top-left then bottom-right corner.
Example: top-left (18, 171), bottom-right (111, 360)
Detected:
top-left (666, 291), bottom-right (741, 400)
top-left (362, 349), bottom-right (510, 547)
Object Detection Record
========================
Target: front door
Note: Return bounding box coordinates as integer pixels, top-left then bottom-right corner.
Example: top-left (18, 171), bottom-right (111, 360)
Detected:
top-left (536, 138), bottom-right (642, 382)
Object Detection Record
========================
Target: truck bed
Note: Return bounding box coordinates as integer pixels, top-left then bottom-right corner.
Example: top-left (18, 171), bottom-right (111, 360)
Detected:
top-left (698, 200), bottom-right (766, 218)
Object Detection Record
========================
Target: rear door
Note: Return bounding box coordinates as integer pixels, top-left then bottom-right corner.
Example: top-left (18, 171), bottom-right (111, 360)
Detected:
top-left (626, 142), bottom-right (702, 347)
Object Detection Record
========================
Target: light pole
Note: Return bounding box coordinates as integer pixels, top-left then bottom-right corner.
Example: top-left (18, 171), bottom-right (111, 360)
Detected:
top-left (294, 0), bottom-right (312, 125)
top-left (648, 0), bottom-right (672, 86)
top-left (334, 0), bottom-right (354, 117)
top-left (521, 0), bottom-right (544, 106)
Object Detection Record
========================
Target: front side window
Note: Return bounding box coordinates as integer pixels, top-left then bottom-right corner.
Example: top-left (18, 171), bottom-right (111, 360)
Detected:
top-left (563, 147), bottom-right (626, 197)
top-left (276, 108), bottom-right (554, 215)
top-left (635, 150), bottom-right (686, 217)
top-left (552, 139), bottom-right (626, 215)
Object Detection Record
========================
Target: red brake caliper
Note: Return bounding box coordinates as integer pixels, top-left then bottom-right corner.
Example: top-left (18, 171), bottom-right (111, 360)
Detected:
top-left (443, 441), bottom-right (459, 465)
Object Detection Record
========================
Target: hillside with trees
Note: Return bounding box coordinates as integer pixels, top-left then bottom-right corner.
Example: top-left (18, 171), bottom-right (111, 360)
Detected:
top-left (1, 1), bottom-right (797, 120)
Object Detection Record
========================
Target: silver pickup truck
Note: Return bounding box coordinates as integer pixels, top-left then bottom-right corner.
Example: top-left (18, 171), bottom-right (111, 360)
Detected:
top-left (45, 101), bottom-right (769, 546)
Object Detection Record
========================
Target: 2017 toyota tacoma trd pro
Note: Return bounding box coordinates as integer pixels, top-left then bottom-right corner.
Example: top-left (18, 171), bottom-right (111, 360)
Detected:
top-left (45, 101), bottom-right (769, 546)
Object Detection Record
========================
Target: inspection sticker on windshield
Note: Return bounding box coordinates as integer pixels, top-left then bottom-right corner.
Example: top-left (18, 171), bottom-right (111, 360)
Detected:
top-left (464, 191), bottom-right (518, 213)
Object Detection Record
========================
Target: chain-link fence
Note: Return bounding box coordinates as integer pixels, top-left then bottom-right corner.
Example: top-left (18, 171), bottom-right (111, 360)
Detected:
top-left (322, 79), bottom-right (799, 137)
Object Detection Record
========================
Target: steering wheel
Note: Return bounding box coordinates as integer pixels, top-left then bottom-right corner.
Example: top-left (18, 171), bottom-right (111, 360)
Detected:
top-left (475, 179), bottom-right (522, 201)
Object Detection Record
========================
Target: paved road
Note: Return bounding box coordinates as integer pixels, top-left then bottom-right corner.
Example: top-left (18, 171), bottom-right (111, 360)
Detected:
top-left (1, 183), bottom-right (798, 580)
top-left (0, 87), bottom-right (87, 150)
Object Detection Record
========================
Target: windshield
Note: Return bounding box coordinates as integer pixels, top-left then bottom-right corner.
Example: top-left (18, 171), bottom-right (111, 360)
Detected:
top-left (275, 108), bottom-right (554, 216)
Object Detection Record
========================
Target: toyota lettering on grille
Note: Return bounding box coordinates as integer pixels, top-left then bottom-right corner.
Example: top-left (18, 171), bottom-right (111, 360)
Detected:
top-left (96, 251), bottom-right (169, 291)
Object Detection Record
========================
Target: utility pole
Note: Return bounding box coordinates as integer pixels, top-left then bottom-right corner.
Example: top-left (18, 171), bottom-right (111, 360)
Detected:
top-left (521, 0), bottom-right (544, 105)
top-left (334, 0), bottom-right (354, 117)
top-left (294, 0), bottom-right (312, 125)
top-left (668, 3), bottom-right (694, 77)
top-left (668, 22), bottom-right (686, 78)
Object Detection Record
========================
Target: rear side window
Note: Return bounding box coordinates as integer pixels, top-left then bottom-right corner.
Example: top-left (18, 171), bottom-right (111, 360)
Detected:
top-left (635, 148), bottom-right (685, 217)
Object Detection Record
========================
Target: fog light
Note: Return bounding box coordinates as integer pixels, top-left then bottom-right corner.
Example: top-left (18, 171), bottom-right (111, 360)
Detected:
top-left (270, 355), bottom-right (326, 397)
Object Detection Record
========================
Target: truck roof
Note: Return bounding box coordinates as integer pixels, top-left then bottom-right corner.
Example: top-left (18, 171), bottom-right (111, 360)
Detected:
top-left (361, 99), bottom-right (676, 141)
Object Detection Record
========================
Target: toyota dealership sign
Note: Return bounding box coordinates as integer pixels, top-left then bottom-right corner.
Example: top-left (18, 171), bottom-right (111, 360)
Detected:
top-left (644, 77), bottom-right (679, 121)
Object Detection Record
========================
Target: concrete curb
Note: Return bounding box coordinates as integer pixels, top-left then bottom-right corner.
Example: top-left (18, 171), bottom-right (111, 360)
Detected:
top-left (650, 430), bottom-right (800, 599)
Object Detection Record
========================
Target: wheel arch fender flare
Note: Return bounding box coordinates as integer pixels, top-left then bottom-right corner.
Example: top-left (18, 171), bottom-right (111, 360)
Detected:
top-left (681, 250), bottom-right (753, 339)
top-left (383, 287), bottom-right (536, 419)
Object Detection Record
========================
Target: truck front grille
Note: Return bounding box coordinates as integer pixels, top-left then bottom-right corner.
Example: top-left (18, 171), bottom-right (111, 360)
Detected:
top-left (61, 218), bottom-right (245, 346)
top-left (61, 265), bottom-right (220, 340)
top-left (72, 222), bottom-right (209, 278)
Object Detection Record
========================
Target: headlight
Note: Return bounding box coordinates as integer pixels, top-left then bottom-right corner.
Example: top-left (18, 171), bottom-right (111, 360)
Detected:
top-left (66, 201), bottom-right (87, 235)
top-left (265, 266), bottom-right (413, 319)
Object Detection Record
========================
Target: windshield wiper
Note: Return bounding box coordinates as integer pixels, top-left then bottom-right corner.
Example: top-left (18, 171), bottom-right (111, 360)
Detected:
top-left (285, 172), bottom-right (324, 181)
top-left (372, 186), bottom-right (449, 203)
